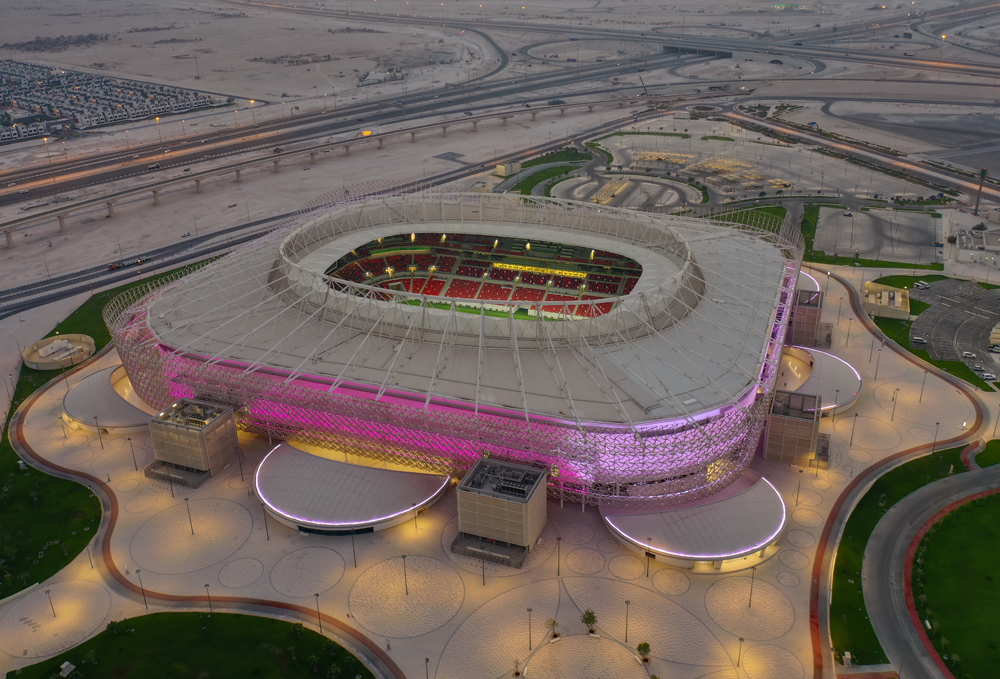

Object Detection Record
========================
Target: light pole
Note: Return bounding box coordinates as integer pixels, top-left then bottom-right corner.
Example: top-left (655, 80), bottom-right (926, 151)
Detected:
top-left (891, 388), bottom-right (900, 421)
top-left (833, 390), bottom-right (840, 422)
top-left (137, 569), bottom-right (148, 609)
top-left (94, 416), bottom-right (104, 449)
top-left (425, 658), bottom-right (430, 679)
top-left (314, 593), bottom-right (322, 635)
top-left (625, 600), bottom-right (631, 643)
top-left (919, 371), bottom-right (927, 403)
top-left (993, 403), bottom-right (1000, 438)
top-left (350, 528), bottom-right (356, 567)
top-left (260, 502), bottom-right (269, 540)
top-left (204, 583), bottom-right (213, 615)
top-left (45, 588), bottom-right (56, 618)
top-left (235, 446), bottom-right (244, 482)
top-left (737, 637), bottom-right (745, 666)
top-left (850, 413), bottom-right (859, 446)
top-left (556, 536), bottom-right (561, 576)
top-left (795, 469), bottom-right (803, 506)
top-left (128, 437), bottom-right (138, 472)
top-left (748, 566), bottom-right (757, 607)
top-left (846, 318), bottom-right (852, 347)
top-left (932, 422), bottom-right (940, 452)
top-left (250, 100), bottom-right (257, 127)
top-left (646, 537), bottom-right (652, 577)
top-left (185, 497), bottom-right (194, 534)
top-left (402, 555), bottom-right (408, 595)
top-left (155, 117), bottom-right (162, 144)
top-left (412, 503), bottom-right (418, 532)
top-left (874, 349), bottom-right (882, 380)
top-left (181, 119), bottom-right (187, 138)
top-left (527, 608), bottom-right (533, 650)
top-left (43, 137), bottom-right (52, 166)
top-left (124, 128), bottom-right (130, 149)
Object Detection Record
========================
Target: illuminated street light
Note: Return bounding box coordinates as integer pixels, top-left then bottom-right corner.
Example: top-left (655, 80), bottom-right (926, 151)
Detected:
top-left (155, 116), bottom-right (162, 144)
top-left (250, 100), bottom-right (257, 127)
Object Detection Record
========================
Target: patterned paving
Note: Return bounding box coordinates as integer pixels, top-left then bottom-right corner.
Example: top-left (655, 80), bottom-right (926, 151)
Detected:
top-left (560, 522), bottom-right (595, 545)
top-left (776, 571), bottom-right (801, 588)
top-left (778, 550), bottom-right (809, 571)
top-left (608, 555), bottom-right (644, 580)
top-left (741, 644), bottom-right (804, 679)
top-left (784, 530), bottom-right (816, 549)
top-left (705, 577), bottom-right (795, 641)
top-left (124, 494), bottom-right (157, 514)
top-left (218, 558), bottom-right (265, 589)
top-left (790, 509), bottom-right (823, 528)
top-left (442, 516), bottom-right (557, 577)
top-left (349, 556), bottom-right (463, 638)
top-left (0, 581), bottom-right (111, 658)
top-left (270, 547), bottom-right (346, 597)
top-left (567, 549), bottom-right (605, 575)
top-left (652, 568), bottom-right (691, 596)
top-left (130, 499), bottom-right (253, 574)
top-left (526, 634), bottom-right (649, 679)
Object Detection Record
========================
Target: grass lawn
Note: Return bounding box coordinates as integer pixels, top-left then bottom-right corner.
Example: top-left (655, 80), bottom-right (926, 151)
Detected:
top-left (873, 317), bottom-right (993, 391)
top-left (710, 206), bottom-right (787, 232)
top-left (7, 612), bottom-right (374, 679)
top-left (872, 274), bottom-right (949, 289)
top-left (913, 493), bottom-right (1000, 679)
top-left (830, 446), bottom-right (966, 665)
top-left (0, 260), bottom-right (214, 599)
top-left (512, 165), bottom-right (577, 195)
top-left (584, 142), bottom-right (611, 165)
top-left (975, 439), bottom-right (1000, 467)
top-left (977, 281), bottom-right (1000, 291)
top-left (701, 135), bottom-right (735, 142)
top-left (521, 148), bottom-right (591, 168)
top-left (800, 204), bottom-right (944, 270)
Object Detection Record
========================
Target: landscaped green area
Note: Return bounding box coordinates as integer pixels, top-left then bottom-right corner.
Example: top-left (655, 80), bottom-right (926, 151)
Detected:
top-left (0, 261), bottom-right (213, 600)
top-left (913, 492), bottom-right (1000, 679)
top-left (711, 206), bottom-right (787, 232)
top-left (7, 612), bottom-right (373, 679)
top-left (511, 165), bottom-right (578, 195)
top-left (831, 445), bottom-right (967, 665)
top-left (521, 148), bottom-right (592, 168)
top-left (800, 204), bottom-right (944, 270)
top-left (975, 439), bottom-right (1000, 468)
top-left (597, 131), bottom-right (691, 140)
top-left (701, 135), bottom-right (735, 142)
top-left (584, 141), bottom-right (611, 165)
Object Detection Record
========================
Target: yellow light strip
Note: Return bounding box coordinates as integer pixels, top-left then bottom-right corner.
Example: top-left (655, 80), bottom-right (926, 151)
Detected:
top-left (492, 263), bottom-right (587, 278)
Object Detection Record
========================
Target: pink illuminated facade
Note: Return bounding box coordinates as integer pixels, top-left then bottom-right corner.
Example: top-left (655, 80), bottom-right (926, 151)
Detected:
top-left (105, 193), bottom-right (803, 508)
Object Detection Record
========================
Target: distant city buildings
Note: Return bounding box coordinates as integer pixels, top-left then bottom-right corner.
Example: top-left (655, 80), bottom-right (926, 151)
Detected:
top-left (0, 59), bottom-right (222, 141)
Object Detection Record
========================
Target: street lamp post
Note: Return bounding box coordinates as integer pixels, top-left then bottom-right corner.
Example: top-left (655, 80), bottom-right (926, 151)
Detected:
top-left (260, 502), bottom-right (270, 540)
top-left (401, 555), bottom-right (409, 595)
top-left (128, 437), bottom-right (138, 472)
top-left (181, 119), bottom-right (187, 138)
top-left (874, 349), bottom-right (882, 380)
top-left (795, 469), bottom-right (803, 506)
top-left (124, 128), bottom-right (130, 149)
top-left (155, 117), bottom-right (162, 144)
top-left (185, 497), bottom-right (194, 534)
top-left (44, 588), bottom-right (56, 617)
top-left (204, 584), bottom-right (213, 615)
top-left (137, 569), bottom-right (148, 609)
top-left (850, 413), bottom-right (859, 446)
top-left (235, 446), bottom-right (244, 481)
top-left (737, 637), bottom-right (745, 666)
top-left (94, 416), bottom-right (104, 449)
top-left (833, 389), bottom-right (840, 422)
top-left (748, 566), bottom-right (757, 607)
top-left (527, 608), bottom-right (533, 650)
top-left (919, 370), bottom-right (928, 402)
top-left (646, 537), bottom-right (652, 577)
top-left (250, 100), bottom-right (257, 127)
top-left (625, 600), bottom-right (631, 643)
top-left (556, 536), bottom-right (561, 576)
top-left (43, 137), bottom-right (52, 166)
top-left (891, 388), bottom-right (900, 421)
top-left (314, 593), bottom-right (323, 635)
top-left (932, 422), bottom-right (940, 452)
top-left (425, 658), bottom-right (430, 679)
top-left (350, 528), bottom-right (356, 567)
top-left (846, 318), bottom-right (852, 347)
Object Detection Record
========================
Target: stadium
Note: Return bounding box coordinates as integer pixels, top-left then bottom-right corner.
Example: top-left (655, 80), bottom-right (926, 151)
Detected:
top-left (105, 192), bottom-right (802, 509)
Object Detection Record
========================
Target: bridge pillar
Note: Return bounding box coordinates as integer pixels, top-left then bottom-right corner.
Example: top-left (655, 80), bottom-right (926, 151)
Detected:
top-left (441, 125), bottom-right (448, 136)
top-left (618, 101), bottom-right (624, 108)
top-left (559, 108), bottom-right (567, 116)
top-left (273, 159), bottom-right (280, 172)
top-left (235, 168), bottom-right (242, 183)
top-left (530, 111), bottom-right (537, 120)
top-left (309, 151), bottom-right (317, 163)
top-left (106, 201), bottom-right (115, 218)
top-left (378, 138), bottom-right (384, 149)
top-left (410, 131), bottom-right (416, 142)
top-left (194, 178), bottom-right (203, 194)
top-left (587, 105), bottom-right (594, 112)
top-left (472, 120), bottom-right (478, 132)
top-left (344, 145), bottom-right (351, 156)
top-left (58, 214), bottom-right (67, 232)
top-left (152, 189), bottom-right (160, 205)
top-left (501, 116), bottom-right (509, 127)
top-left (4, 230), bottom-right (12, 248)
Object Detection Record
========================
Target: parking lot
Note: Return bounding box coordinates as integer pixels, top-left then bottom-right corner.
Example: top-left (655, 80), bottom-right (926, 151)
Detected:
top-left (910, 278), bottom-right (1000, 367)
top-left (814, 207), bottom-right (941, 264)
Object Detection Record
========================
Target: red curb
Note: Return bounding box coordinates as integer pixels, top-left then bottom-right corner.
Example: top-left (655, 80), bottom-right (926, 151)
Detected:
top-left (11, 356), bottom-right (409, 679)
top-left (803, 266), bottom-right (986, 679)
top-left (902, 488), bottom-right (1000, 679)
top-left (959, 443), bottom-right (977, 472)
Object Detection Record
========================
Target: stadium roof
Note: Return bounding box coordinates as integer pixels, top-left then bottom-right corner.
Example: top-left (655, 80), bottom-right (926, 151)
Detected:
top-left (144, 194), bottom-right (797, 428)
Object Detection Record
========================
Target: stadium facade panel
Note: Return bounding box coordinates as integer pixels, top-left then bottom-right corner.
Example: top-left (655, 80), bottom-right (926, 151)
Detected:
top-left (106, 193), bottom-right (802, 508)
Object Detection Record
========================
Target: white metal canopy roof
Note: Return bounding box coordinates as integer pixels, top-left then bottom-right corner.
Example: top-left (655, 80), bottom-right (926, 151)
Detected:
top-left (144, 194), bottom-right (795, 427)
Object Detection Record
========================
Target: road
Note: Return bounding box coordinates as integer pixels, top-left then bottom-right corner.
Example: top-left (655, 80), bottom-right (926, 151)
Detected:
top-left (864, 462), bottom-right (1000, 679)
